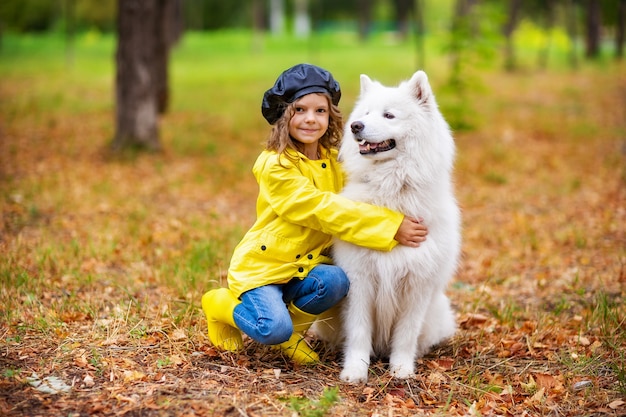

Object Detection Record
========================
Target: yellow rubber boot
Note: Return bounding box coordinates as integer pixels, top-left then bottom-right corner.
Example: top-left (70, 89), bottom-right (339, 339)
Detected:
top-left (276, 304), bottom-right (319, 365)
top-left (201, 288), bottom-right (243, 352)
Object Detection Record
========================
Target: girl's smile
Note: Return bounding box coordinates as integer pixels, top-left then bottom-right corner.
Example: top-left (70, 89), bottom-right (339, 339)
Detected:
top-left (289, 93), bottom-right (330, 159)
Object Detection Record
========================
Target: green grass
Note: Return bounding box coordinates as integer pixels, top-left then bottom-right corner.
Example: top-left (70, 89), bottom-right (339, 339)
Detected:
top-left (588, 292), bottom-right (626, 352)
top-left (0, 27), bottom-right (611, 149)
top-left (286, 386), bottom-right (340, 417)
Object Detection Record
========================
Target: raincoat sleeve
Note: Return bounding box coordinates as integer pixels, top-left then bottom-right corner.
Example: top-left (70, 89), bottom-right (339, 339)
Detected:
top-left (259, 156), bottom-right (403, 252)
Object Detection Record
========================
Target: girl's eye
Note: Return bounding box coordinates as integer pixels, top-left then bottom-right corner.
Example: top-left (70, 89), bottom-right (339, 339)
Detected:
top-left (295, 107), bottom-right (304, 112)
top-left (317, 108), bottom-right (327, 113)
top-left (383, 112), bottom-right (395, 119)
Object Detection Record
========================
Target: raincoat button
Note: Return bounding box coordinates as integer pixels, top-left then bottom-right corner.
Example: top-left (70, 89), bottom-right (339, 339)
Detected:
top-left (298, 267), bottom-right (304, 273)
top-left (321, 163), bottom-right (327, 168)
top-left (296, 254), bottom-right (301, 259)
top-left (261, 245), bottom-right (267, 251)
top-left (307, 254), bottom-right (313, 259)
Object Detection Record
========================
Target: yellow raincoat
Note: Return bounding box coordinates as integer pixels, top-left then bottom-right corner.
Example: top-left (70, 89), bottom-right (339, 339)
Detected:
top-left (227, 147), bottom-right (404, 298)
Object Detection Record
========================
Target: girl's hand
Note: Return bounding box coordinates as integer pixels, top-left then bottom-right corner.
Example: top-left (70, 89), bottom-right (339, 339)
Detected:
top-left (394, 216), bottom-right (428, 247)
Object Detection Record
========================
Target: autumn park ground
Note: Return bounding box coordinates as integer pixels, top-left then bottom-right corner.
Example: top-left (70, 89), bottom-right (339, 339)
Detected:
top-left (1, 31), bottom-right (625, 416)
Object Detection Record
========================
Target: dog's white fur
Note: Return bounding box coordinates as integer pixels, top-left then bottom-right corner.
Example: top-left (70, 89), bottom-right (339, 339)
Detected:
top-left (314, 71), bottom-right (461, 383)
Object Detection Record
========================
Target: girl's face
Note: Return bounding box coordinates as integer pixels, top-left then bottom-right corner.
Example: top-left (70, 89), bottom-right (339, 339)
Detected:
top-left (288, 93), bottom-right (330, 148)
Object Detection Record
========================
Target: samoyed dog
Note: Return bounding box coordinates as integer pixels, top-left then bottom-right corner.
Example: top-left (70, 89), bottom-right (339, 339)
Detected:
top-left (315, 70), bottom-right (461, 383)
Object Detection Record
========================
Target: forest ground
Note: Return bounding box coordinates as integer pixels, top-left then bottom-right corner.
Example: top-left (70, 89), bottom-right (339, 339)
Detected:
top-left (1, 34), bottom-right (625, 416)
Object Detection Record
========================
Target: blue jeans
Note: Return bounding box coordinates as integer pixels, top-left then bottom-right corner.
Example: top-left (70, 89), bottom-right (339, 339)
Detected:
top-left (232, 264), bottom-right (350, 345)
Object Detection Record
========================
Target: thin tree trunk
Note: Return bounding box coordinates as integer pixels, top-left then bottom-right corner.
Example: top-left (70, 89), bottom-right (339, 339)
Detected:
top-left (252, 0), bottom-right (264, 53)
top-left (357, 0), bottom-right (372, 41)
top-left (446, 0), bottom-right (478, 131)
top-left (585, 0), bottom-right (601, 58)
top-left (65, 0), bottom-right (75, 67)
top-left (269, 0), bottom-right (285, 36)
top-left (617, 0), bottom-right (626, 59)
top-left (393, 0), bottom-right (414, 41)
top-left (252, 0), bottom-right (264, 31)
top-left (154, 0), bottom-right (169, 115)
top-left (413, 0), bottom-right (425, 70)
top-left (503, 0), bottom-right (522, 72)
top-left (565, 0), bottom-right (579, 69)
top-left (154, 0), bottom-right (182, 114)
top-left (537, 1), bottom-right (555, 70)
top-left (112, 0), bottom-right (160, 151)
top-left (449, 0), bottom-right (476, 88)
top-left (294, 0), bottom-right (311, 38)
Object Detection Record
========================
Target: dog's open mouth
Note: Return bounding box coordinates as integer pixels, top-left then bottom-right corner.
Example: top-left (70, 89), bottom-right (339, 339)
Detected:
top-left (358, 139), bottom-right (396, 155)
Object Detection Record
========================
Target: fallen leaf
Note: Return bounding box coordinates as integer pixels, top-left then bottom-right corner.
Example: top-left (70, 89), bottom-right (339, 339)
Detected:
top-left (427, 371), bottom-right (446, 384)
top-left (83, 374), bottom-right (95, 388)
top-left (576, 336), bottom-right (591, 346)
top-left (521, 376), bottom-right (537, 393)
top-left (123, 370), bottom-right (146, 382)
top-left (388, 387), bottom-right (405, 398)
top-left (434, 358), bottom-right (455, 370)
top-left (420, 391), bottom-right (438, 405)
top-left (74, 354), bottom-right (89, 368)
top-left (170, 354), bottom-right (183, 365)
top-left (171, 328), bottom-right (186, 341)
top-left (404, 398), bottom-right (416, 409)
top-left (535, 373), bottom-right (557, 389)
top-left (460, 313), bottom-right (489, 327)
top-left (530, 387), bottom-right (545, 403)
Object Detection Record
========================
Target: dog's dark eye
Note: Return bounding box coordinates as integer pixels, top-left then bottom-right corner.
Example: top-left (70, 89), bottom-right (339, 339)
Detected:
top-left (383, 112), bottom-right (395, 119)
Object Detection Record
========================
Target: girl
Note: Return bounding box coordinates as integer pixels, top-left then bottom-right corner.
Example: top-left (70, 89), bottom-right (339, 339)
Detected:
top-left (202, 63), bottom-right (428, 365)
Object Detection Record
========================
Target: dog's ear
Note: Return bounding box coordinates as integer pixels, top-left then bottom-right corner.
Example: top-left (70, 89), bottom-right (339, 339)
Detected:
top-left (359, 74), bottom-right (374, 95)
top-left (408, 70), bottom-right (432, 104)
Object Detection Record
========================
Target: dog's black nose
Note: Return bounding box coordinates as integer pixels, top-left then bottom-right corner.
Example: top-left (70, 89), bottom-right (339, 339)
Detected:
top-left (351, 121), bottom-right (364, 134)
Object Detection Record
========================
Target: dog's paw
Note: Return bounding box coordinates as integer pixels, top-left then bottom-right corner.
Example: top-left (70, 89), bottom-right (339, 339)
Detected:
top-left (389, 362), bottom-right (415, 379)
top-left (340, 362), bottom-right (369, 384)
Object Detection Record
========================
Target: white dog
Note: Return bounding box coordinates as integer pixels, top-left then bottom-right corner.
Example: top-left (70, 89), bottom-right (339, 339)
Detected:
top-left (314, 70), bottom-right (461, 383)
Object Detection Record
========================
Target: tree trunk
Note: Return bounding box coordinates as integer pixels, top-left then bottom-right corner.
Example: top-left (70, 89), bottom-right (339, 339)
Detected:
top-left (269, 0), bottom-right (285, 35)
top-left (617, 0), bottom-right (626, 59)
top-left (565, 0), bottom-right (579, 69)
top-left (64, 0), bottom-right (75, 67)
top-left (154, 0), bottom-right (183, 115)
top-left (537, 1), bottom-right (555, 70)
top-left (585, 0), bottom-right (601, 58)
top-left (449, 0), bottom-right (477, 87)
top-left (252, 0), bottom-right (265, 32)
top-left (252, 0), bottom-right (264, 53)
top-left (113, 0), bottom-right (160, 151)
top-left (446, 0), bottom-right (478, 131)
top-left (413, 0), bottom-right (425, 69)
top-left (294, 0), bottom-right (311, 38)
top-left (393, 0), bottom-right (414, 41)
top-left (357, 0), bottom-right (372, 41)
top-left (503, 0), bottom-right (521, 72)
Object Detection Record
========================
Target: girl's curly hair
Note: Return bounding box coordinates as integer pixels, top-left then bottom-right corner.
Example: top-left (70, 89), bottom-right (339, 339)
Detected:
top-left (265, 93), bottom-right (343, 162)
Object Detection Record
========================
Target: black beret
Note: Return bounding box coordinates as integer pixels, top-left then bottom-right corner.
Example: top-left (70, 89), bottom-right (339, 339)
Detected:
top-left (261, 63), bottom-right (341, 125)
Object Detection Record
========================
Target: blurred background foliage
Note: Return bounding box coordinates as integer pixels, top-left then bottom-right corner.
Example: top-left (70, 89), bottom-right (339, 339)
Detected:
top-left (0, 0), bottom-right (623, 47)
top-left (0, 0), bottom-right (115, 32)
top-left (1, 0), bottom-right (623, 71)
